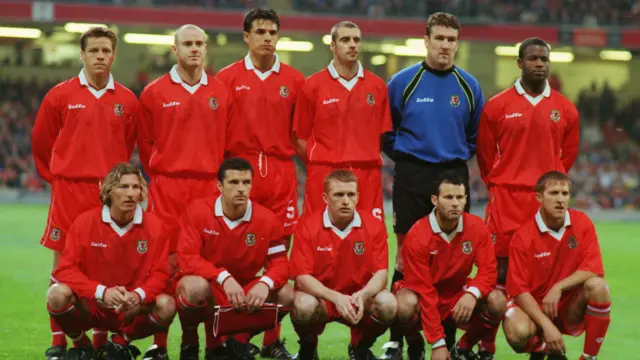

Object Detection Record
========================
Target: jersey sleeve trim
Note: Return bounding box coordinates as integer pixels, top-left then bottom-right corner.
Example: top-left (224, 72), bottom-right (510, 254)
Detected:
top-left (452, 69), bottom-right (475, 115)
top-left (401, 66), bottom-right (426, 111)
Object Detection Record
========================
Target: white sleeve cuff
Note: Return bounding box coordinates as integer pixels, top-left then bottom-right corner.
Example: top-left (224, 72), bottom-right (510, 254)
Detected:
top-left (95, 285), bottom-right (106, 300)
top-left (431, 338), bottom-right (446, 349)
top-left (259, 276), bottom-right (275, 290)
top-left (134, 288), bottom-right (146, 302)
top-left (217, 270), bottom-right (231, 285)
top-left (466, 286), bottom-right (481, 299)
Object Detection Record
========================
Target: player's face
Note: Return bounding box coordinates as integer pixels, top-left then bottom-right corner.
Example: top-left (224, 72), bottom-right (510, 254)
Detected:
top-left (425, 26), bottom-right (458, 69)
top-left (323, 180), bottom-right (359, 220)
top-left (244, 20), bottom-right (279, 57)
top-left (218, 170), bottom-right (252, 207)
top-left (432, 183), bottom-right (466, 221)
top-left (518, 45), bottom-right (550, 82)
top-left (331, 27), bottom-right (361, 64)
top-left (80, 37), bottom-right (115, 76)
top-left (537, 181), bottom-right (571, 220)
top-left (173, 27), bottom-right (207, 68)
top-left (110, 174), bottom-right (142, 213)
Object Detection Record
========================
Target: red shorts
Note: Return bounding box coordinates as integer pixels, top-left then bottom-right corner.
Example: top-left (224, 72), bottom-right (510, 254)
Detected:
top-left (77, 299), bottom-right (158, 334)
top-left (392, 280), bottom-right (466, 323)
top-left (148, 174), bottom-right (220, 252)
top-left (41, 179), bottom-right (101, 251)
top-left (211, 278), bottom-right (279, 307)
top-left (485, 186), bottom-right (539, 258)
top-left (505, 290), bottom-right (585, 336)
top-left (237, 153), bottom-right (299, 236)
top-left (303, 163), bottom-right (383, 220)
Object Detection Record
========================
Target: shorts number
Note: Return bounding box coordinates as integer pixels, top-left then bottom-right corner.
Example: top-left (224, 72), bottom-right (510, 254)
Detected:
top-left (372, 208), bottom-right (382, 221)
top-left (286, 204), bottom-right (296, 219)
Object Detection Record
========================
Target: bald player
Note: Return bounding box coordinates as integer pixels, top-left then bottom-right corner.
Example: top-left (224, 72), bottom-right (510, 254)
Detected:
top-left (137, 23), bottom-right (232, 359)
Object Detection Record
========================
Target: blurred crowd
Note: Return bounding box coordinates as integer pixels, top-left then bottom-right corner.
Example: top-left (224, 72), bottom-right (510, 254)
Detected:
top-left (1, 76), bottom-right (639, 210)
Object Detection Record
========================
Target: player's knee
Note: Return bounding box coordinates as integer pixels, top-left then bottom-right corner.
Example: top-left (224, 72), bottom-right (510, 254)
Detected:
top-left (46, 283), bottom-right (74, 310)
top-left (584, 277), bottom-right (610, 302)
top-left (486, 289), bottom-right (507, 319)
top-left (395, 288), bottom-right (419, 324)
top-left (503, 318), bottom-right (536, 353)
top-left (155, 294), bottom-right (177, 322)
top-left (276, 283), bottom-right (295, 308)
top-left (178, 275), bottom-right (210, 304)
top-left (292, 292), bottom-right (320, 325)
top-left (372, 290), bottom-right (397, 323)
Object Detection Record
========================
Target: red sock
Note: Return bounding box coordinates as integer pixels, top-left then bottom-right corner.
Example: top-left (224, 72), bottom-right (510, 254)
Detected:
top-left (478, 318), bottom-right (500, 354)
top-left (92, 329), bottom-right (108, 349)
top-left (205, 318), bottom-right (225, 349)
top-left (72, 333), bottom-right (91, 348)
top-left (583, 301), bottom-right (611, 357)
top-left (48, 302), bottom-right (87, 340)
top-left (522, 335), bottom-right (547, 353)
top-left (49, 279), bottom-right (68, 348)
top-left (124, 313), bottom-right (169, 341)
top-left (234, 332), bottom-right (252, 344)
top-left (111, 333), bottom-right (128, 347)
top-left (177, 294), bottom-right (206, 346)
top-left (263, 324), bottom-right (281, 347)
top-left (458, 310), bottom-right (501, 351)
top-left (351, 314), bottom-right (390, 347)
top-left (292, 318), bottom-right (326, 347)
top-left (154, 331), bottom-right (168, 348)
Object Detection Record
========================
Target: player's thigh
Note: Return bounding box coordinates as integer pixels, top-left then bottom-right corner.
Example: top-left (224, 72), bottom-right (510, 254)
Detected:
top-left (267, 283), bottom-right (295, 307)
top-left (260, 162), bottom-right (299, 235)
top-left (293, 290), bottom-right (329, 322)
top-left (391, 163), bottom-right (433, 236)
top-left (303, 164), bottom-right (333, 215)
top-left (559, 287), bottom-right (589, 334)
top-left (354, 167), bottom-right (384, 221)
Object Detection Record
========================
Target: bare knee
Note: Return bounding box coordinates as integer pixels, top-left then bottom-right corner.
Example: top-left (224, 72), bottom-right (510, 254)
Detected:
top-left (395, 288), bottom-right (419, 325)
top-left (584, 277), bottom-right (610, 302)
top-left (154, 294), bottom-right (177, 322)
top-left (486, 289), bottom-right (507, 319)
top-left (503, 316), bottom-right (537, 353)
top-left (47, 283), bottom-right (74, 310)
top-left (292, 292), bottom-right (321, 325)
top-left (371, 290), bottom-right (397, 323)
top-left (276, 284), bottom-right (295, 308)
top-left (177, 275), bottom-right (210, 304)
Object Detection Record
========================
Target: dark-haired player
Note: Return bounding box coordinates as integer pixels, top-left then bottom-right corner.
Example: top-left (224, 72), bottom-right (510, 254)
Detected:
top-left (475, 37), bottom-right (580, 357)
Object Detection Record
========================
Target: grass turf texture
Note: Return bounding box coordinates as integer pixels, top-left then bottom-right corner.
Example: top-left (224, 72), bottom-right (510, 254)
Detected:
top-left (0, 204), bottom-right (635, 359)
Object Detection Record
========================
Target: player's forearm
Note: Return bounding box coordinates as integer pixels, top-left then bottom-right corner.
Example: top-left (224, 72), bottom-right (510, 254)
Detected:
top-left (362, 270), bottom-right (388, 299)
top-left (263, 256), bottom-right (290, 290)
top-left (296, 275), bottom-right (342, 304)
top-left (294, 137), bottom-right (307, 160)
top-left (515, 292), bottom-right (555, 329)
top-left (554, 270), bottom-right (597, 292)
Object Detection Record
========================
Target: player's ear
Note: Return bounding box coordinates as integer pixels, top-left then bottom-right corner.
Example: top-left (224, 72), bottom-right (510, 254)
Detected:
top-left (243, 31), bottom-right (250, 45)
top-left (322, 192), bottom-right (329, 205)
top-left (535, 191), bottom-right (543, 204)
top-left (517, 58), bottom-right (522, 70)
top-left (431, 194), bottom-right (437, 207)
top-left (217, 181), bottom-right (223, 193)
top-left (172, 44), bottom-right (178, 56)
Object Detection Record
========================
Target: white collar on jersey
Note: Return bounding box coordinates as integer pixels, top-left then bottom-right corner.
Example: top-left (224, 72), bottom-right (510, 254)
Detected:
top-left (214, 196), bottom-right (253, 230)
top-left (429, 209), bottom-right (463, 243)
top-left (78, 69), bottom-right (115, 99)
top-left (515, 78), bottom-right (550, 106)
top-left (535, 209), bottom-right (571, 241)
top-left (323, 207), bottom-right (362, 240)
top-left (169, 64), bottom-right (209, 86)
top-left (327, 60), bottom-right (364, 80)
top-left (101, 204), bottom-right (143, 237)
top-left (244, 52), bottom-right (281, 74)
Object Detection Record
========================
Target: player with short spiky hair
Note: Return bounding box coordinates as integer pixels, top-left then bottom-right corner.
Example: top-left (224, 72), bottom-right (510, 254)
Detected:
top-left (475, 37), bottom-right (580, 357)
top-left (216, 8), bottom-right (305, 355)
top-left (290, 169), bottom-right (395, 360)
top-left (31, 26), bottom-right (139, 360)
top-left (393, 174), bottom-right (502, 360)
top-left (503, 171), bottom-right (610, 360)
top-left (175, 157), bottom-right (294, 360)
top-left (47, 163), bottom-right (174, 360)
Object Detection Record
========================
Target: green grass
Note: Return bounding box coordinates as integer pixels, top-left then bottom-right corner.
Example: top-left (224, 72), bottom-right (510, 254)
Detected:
top-left (0, 204), bottom-right (636, 359)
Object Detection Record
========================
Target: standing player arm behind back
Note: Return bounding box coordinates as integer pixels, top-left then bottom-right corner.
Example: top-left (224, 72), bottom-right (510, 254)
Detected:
top-left (476, 103), bottom-right (498, 184)
top-left (560, 102), bottom-right (580, 172)
top-left (32, 91), bottom-right (62, 183)
top-left (136, 88), bottom-right (155, 175)
top-left (381, 73), bottom-right (403, 159)
top-left (466, 81), bottom-right (485, 159)
top-left (292, 77), bottom-right (316, 161)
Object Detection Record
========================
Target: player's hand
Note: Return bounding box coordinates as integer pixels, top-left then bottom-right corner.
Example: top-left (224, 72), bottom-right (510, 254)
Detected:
top-left (103, 287), bottom-right (126, 308)
top-left (223, 277), bottom-right (245, 310)
top-left (431, 346), bottom-right (450, 360)
top-left (452, 293), bottom-right (477, 324)
top-left (542, 285), bottom-right (562, 319)
top-left (115, 291), bottom-right (142, 313)
top-left (349, 290), bottom-right (366, 324)
top-left (333, 293), bottom-right (358, 325)
top-left (542, 323), bottom-right (566, 355)
top-left (245, 282), bottom-right (269, 313)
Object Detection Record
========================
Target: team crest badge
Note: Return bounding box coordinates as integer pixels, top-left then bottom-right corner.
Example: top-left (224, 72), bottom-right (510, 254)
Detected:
top-left (280, 85), bottom-right (289, 98)
top-left (366, 93), bottom-right (375, 106)
top-left (113, 104), bottom-right (124, 116)
top-left (50, 228), bottom-right (61, 241)
top-left (551, 110), bottom-right (561, 122)
top-left (461, 240), bottom-right (473, 254)
top-left (245, 233), bottom-right (256, 247)
top-left (450, 95), bottom-right (460, 107)
top-left (568, 236), bottom-right (578, 249)
top-left (491, 234), bottom-right (497, 244)
top-left (137, 239), bottom-right (148, 254)
top-left (354, 241), bottom-right (365, 255)
top-left (208, 97), bottom-right (219, 110)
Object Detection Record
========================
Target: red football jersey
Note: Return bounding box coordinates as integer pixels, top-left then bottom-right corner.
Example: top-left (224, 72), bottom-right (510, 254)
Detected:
top-left (177, 197), bottom-right (289, 290)
top-left (402, 212), bottom-right (497, 344)
top-left (507, 209), bottom-right (605, 303)
top-left (289, 209), bottom-right (388, 295)
top-left (216, 55), bottom-right (305, 158)
top-left (32, 70), bottom-right (138, 183)
top-left (292, 62), bottom-right (392, 165)
top-left (476, 79), bottom-right (579, 187)
top-left (52, 205), bottom-right (169, 305)
top-left (137, 66), bottom-right (231, 176)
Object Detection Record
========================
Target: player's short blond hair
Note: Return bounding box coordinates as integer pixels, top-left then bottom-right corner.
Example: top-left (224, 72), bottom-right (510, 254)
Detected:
top-left (323, 169), bottom-right (358, 193)
top-left (100, 162), bottom-right (148, 207)
top-left (535, 171), bottom-right (572, 193)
